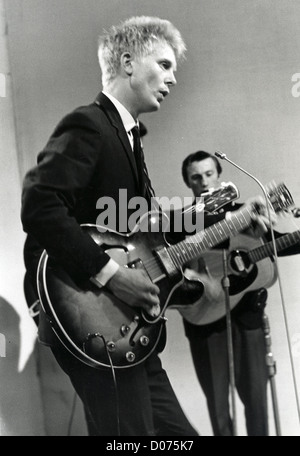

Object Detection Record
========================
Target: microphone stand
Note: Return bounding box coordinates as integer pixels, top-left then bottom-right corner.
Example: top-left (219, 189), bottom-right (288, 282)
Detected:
top-left (262, 312), bottom-right (282, 436)
top-left (222, 248), bottom-right (237, 436)
top-left (215, 151), bottom-right (300, 435)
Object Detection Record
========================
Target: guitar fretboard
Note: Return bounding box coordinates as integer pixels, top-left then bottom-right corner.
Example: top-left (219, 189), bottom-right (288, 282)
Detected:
top-left (248, 230), bottom-right (300, 263)
top-left (167, 206), bottom-right (254, 268)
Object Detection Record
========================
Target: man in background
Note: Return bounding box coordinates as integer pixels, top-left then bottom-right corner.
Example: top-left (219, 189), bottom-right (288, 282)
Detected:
top-left (180, 150), bottom-right (300, 436)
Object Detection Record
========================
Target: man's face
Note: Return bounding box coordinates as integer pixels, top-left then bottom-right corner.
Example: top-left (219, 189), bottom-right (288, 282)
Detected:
top-left (130, 42), bottom-right (177, 115)
top-left (186, 158), bottom-right (220, 197)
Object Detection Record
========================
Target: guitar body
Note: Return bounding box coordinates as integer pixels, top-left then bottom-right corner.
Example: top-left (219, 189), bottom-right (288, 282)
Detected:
top-left (178, 234), bottom-right (278, 325)
top-left (37, 212), bottom-right (198, 369)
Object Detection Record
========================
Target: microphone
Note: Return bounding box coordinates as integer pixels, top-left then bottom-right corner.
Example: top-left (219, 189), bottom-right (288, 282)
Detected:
top-left (215, 151), bottom-right (227, 160)
top-left (214, 150), bottom-right (274, 216)
top-left (292, 208), bottom-right (300, 218)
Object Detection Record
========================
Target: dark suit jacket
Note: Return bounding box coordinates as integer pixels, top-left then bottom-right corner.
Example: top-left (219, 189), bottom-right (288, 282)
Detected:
top-left (22, 93), bottom-right (151, 280)
top-left (21, 92), bottom-right (153, 344)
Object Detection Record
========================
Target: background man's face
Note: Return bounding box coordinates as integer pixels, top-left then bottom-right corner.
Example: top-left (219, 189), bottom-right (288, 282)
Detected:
top-left (186, 157), bottom-right (220, 197)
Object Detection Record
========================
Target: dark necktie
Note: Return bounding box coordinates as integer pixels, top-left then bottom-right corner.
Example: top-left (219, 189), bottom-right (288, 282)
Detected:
top-left (131, 126), bottom-right (143, 188)
top-left (131, 126), bottom-right (155, 200)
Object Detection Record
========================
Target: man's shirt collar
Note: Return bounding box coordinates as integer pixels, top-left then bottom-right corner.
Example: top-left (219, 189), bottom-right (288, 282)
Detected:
top-left (102, 91), bottom-right (137, 133)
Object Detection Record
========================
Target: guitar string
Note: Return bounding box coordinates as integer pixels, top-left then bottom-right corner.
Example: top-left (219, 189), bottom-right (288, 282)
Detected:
top-left (147, 208), bottom-right (253, 267)
top-left (249, 230), bottom-right (300, 262)
top-left (142, 202), bottom-right (287, 283)
top-left (142, 206), bottom-right (255, 281)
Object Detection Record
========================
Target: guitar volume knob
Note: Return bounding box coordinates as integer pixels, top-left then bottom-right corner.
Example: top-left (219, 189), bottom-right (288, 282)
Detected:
top-left (126, 351), bottom-right (136, 363)
top-left (107, 341), bottom-right (116, 352)
top-left (120, 324), bottom-right (130, 336)
top-left (139, 335), bottom-right (149, 346)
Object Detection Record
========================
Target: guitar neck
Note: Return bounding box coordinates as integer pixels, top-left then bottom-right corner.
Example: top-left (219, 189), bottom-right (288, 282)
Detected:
top-left (168, 206), bottom-right (254, 267)
top-left (248, 230), bottom-right (300, 263)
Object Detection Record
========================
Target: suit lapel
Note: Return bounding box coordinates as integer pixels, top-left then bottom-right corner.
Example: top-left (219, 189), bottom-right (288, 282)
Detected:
top-left (94, 93), bottom-right (140, 188)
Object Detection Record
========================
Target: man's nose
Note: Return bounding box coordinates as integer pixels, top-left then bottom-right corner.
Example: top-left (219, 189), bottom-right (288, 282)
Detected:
top-left (201, 177), bottom-right (208, 187)
top-left (166, 71), bottom-right (177, 86)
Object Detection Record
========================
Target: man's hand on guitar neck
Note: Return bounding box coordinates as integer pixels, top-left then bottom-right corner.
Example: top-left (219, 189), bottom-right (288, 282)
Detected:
top-left (241, 195), bottom-right (277, 238)
top-left (106, 267), bottom-right (161, 314)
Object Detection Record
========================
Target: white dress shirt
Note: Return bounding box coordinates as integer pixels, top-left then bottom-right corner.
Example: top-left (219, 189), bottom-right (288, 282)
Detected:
top-left (92, 91), bottom-right (138, 288)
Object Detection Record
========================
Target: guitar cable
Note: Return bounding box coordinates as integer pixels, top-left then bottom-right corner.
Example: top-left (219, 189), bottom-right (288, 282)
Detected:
top-left (101, 334), bottom-right (121, 437)
top-left (67, 390), bottom-right (78, 436)
top-left (215, 151), bottom-right (300, 431)
top-left (82, 333), bottom-right (121, 436)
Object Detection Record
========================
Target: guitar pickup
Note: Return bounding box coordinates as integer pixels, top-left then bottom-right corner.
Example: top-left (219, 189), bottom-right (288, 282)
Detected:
top-left (233, 252), bottom-right (246, 272)
top-left (231, 250), bottom-right (252, 277)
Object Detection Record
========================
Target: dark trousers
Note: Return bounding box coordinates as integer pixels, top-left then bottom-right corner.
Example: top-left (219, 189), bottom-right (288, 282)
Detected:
top-left (52, 345), bottom-right (198, 436)
top-left (186, 320), bottom-right (269, 436)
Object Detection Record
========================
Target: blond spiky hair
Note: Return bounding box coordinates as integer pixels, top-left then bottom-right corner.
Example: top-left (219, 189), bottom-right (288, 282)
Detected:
top-left (98, 16), bottom-right (186, 87)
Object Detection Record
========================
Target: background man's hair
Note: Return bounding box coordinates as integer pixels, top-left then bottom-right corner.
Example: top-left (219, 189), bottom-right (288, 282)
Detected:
top-left (98, 16), bottom-right (186, 87)
top-left (181, 150), bottom-right (222, 186)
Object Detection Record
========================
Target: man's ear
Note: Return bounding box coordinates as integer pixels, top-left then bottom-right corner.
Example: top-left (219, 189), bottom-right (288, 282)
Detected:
top-left (120, 52), bottom-right (133, 76)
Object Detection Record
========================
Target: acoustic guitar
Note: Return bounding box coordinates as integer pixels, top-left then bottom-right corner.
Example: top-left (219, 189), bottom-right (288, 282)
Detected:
top-left (179, 229), bottom-right (300, 325)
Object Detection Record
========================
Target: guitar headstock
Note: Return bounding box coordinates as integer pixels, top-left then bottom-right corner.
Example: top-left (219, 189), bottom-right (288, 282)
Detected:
top-left (202, 182), bottom-right (240, 213)
top-left (266, 182), bottom-right (294, 213)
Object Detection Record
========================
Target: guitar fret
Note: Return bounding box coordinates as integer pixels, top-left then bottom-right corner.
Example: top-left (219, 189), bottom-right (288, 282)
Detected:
top-left (185, 239), bottom-right (198, 259)
top-left (200, 238), bottom-right (210, 251)
top-left (209, 228), bottom-right (220, 244)
top-left (277, 231), bottom-right (300, 252)
top-left (185, 235), bottom-right (205, 262)
top-left (217, 220), bottom-right (229, 236)
top-left (205, 231), bottom-right (217, 248)
top-left (168, 245), bottom-right (183, 268)
top-left (168, 207), bottom-right (254, 267)
top-left (248, 230), bottom-right (300, 263)
top-left (249, 248), bottom-right (260, 262)
top-left (184, 243), bottom-right (195, 262)
top-left (233, 210), bottom-right (248, 231)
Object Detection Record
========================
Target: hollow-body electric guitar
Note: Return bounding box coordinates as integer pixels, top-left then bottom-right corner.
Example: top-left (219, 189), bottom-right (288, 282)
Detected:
top-left (37, 182), bottom-right (292, 368)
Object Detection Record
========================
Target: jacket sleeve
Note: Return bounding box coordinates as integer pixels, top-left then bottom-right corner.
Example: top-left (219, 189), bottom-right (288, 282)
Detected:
top-left (21, 110), bottom-right (110, 280)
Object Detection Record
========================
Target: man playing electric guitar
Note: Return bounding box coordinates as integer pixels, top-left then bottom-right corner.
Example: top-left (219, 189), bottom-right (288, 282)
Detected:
top-left (180, 150), bottom-right (300, 436)
top-left (20, 18), bottom-right (273, 436)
